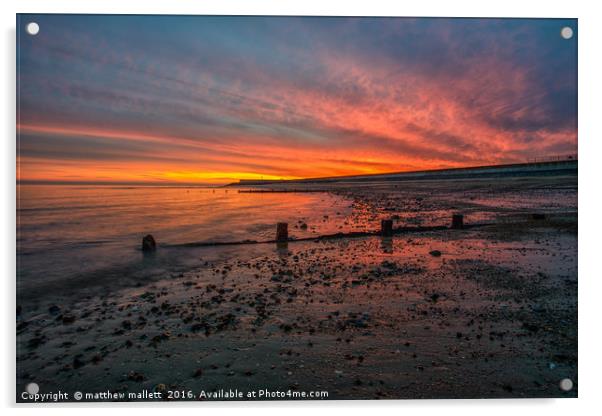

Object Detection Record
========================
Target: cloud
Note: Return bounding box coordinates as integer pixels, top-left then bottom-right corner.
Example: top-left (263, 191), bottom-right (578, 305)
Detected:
top-left (17, 15), bottom-right (577, 183)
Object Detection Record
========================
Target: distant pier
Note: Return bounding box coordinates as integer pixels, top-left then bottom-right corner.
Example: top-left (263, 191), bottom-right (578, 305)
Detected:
top-left (232, 159), bottom-right (577, 187)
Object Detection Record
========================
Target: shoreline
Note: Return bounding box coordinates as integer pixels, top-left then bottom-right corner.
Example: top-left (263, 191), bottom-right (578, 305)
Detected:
top-left (16, 175), bottom-right (577, 400)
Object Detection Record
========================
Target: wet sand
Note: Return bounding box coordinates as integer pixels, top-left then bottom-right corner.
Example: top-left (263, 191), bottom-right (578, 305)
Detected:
top-left (16, 175), bottom-right (577, 401)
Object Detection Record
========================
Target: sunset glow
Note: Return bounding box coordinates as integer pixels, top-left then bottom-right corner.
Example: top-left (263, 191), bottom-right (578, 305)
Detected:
top-left (17, 16), bottom-right (577, 184)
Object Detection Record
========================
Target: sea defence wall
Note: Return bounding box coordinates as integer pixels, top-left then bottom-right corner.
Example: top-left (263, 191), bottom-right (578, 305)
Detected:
top-left (236, 160), bottom-right (578, 186)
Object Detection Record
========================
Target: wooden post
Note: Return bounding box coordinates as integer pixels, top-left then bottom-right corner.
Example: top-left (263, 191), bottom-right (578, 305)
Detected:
top-left (451, 214), bottom-right (464, 229)
top-left (142, 234), bottom-right (157, 252)
top-left (276, 222), bottom-right (288, 242)
top-left (381, 219), bottom-right (393, 237)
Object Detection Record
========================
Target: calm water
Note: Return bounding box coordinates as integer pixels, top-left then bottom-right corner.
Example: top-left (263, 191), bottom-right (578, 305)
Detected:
top-left (17, 185), bottom-right (353, 294)
top-left (16, 180), bottom-right (577, 299)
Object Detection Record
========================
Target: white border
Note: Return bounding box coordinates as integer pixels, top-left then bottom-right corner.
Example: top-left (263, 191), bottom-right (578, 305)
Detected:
top-left (3, 1), bottom-right (601, 415)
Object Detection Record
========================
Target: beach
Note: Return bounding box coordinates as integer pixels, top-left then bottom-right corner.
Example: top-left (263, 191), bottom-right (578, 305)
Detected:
top-left (16, 174), bottom-right (577, 401)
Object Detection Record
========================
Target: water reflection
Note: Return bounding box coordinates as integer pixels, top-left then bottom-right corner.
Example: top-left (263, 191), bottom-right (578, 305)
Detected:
top-left (276, 242), bottom-right (290, 258)
top-left (17, 184), bottom-right (351, 286)
top-left (381, 237), bottom-right (393, 254)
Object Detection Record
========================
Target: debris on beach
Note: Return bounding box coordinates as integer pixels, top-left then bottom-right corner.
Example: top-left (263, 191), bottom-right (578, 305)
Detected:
top-left (142, 234), bottom-right (157, 252)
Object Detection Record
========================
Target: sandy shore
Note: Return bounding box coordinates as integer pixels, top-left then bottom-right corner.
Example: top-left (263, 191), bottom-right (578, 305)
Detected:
top-left (16, 176), bottom-right (577, 401)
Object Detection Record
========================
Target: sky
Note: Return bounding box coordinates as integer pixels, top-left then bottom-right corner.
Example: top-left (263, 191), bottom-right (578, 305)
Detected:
top-left (17, 15), bottom-right (577, 184)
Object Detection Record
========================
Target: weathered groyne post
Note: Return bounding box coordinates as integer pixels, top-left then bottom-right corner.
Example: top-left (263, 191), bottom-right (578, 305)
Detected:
top-left (142, 234), bottom-right (157, 252)
top-left (276, 222), bottom-right (289, 243)
top-left (381, 219), bottom-right (393, 237)
top-left (451, 214), bottom-right (464, 229)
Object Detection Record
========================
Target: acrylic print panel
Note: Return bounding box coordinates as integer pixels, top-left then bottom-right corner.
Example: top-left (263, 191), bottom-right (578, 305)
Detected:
top-left (16, 14), bottom-right (577, 402)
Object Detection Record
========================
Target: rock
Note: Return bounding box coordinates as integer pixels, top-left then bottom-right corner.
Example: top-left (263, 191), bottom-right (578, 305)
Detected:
top-left (27, 337), bottom-right (46, 349)
top-left (73, 356), bottom-right (85, 369)
top-left (127, 371), bottom-right (144, 382)
top-left (150, 332), bottom-right (170, 345)
top-left (142, 234), bottom-right (157, 252)
top-left (62, 314), bottom-right (76, 324)
top-left (522, 322), bottom-right (540, 332)
top-left (299, 222), bottom-right (308, 230)
top-left (48, 305), bottom-right (61, 315)
top-left (193, 368), bottom-right (203, 377)
top-left (429, 250), bottom-right (442, 257)
top-left (139, 291), bottom-right (156, 301)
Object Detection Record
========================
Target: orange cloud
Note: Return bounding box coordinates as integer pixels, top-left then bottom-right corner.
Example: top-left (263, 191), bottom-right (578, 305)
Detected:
top-left (16, 17), bottom-right (577, 184)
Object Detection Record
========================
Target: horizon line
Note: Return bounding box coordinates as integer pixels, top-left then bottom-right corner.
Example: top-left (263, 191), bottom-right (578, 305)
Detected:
top-left (16, 158), bottom-right (577, 187)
